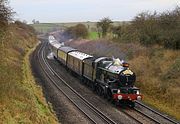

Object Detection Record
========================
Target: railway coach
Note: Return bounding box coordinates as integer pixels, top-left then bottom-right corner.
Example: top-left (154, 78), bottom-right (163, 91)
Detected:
top-left (67, 51), bottom-right (93, 76)
top-left (57, 46), bottom-right (77, 65)
top-left (49, 40), bottom-right (62, 58)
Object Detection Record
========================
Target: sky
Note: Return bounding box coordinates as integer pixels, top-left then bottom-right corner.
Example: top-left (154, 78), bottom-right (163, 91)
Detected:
top-left (10, 0), bottom-right (180, 23)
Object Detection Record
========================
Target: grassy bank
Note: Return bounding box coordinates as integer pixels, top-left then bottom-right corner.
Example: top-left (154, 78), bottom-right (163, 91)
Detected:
top-left (0, 23), bottom-right (58, 123)
top-left (128, 47), bottom-right (180, 120)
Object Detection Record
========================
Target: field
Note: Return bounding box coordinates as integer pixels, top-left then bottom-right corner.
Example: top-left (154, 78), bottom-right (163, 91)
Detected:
top-left (31, 21), bottom-right (127, 40)
top-left (31, 21), bottom-right (128, 33)
top-left (31, 23), bottom-right (61, 33)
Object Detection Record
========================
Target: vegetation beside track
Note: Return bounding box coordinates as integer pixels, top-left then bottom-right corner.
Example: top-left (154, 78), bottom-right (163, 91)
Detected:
top-left (128, 46), bottom-right (180, 120)
top-left (0, 22), bottom-right (58, 123)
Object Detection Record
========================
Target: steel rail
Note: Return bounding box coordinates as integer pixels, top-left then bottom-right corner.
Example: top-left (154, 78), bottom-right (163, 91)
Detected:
top-left (135, 101), bottom-right (179, 124)
top-left (134, 108), bottom-right (161, 124)
top-left (119, 109), bottom-right (143, 124)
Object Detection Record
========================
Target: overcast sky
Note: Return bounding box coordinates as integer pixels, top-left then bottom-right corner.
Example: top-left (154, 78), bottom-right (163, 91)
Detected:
top-left (10, 0), bottom-right (180, 23)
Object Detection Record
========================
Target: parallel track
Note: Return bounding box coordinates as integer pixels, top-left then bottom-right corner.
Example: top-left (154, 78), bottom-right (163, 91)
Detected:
top-left (119, 107), bottom-right (160, 124)
top-left (135, 101), bottom-right (179, 124)
top-left (38, 42), bottom-right (117, 124)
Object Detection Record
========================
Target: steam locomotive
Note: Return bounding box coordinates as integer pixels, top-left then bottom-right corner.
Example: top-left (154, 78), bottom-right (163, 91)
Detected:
top-left (48, 36), bottom-right (142, 107)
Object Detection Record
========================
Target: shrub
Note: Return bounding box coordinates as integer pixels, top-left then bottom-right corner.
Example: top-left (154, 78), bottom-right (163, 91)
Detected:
top-left (65, 23), bottom-right (88, 39)
top-left (132, 6), bottom-right (180, 49)
top-left (111, 6), bottom-right (180, 50)
top-left (0, 0), bottom-right (13, 32)
top-left (97, 17), bottom-right (113, 38)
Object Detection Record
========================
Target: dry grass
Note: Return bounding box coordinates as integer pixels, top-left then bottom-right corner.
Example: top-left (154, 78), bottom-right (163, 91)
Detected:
top-left (0, 24), bottom-right (58, 123)
top-left (130, 49), bottom-right (180, 120)
top-left (67, 39), bottom-right (180, 120)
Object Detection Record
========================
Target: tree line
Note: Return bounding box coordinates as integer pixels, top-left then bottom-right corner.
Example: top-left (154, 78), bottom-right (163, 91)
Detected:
top-left (65, 6), bottom-right (179, 50)
top-left (97, 6), bottom-right (180, 50)
top-left (132, 6), bottom-right (180, 49)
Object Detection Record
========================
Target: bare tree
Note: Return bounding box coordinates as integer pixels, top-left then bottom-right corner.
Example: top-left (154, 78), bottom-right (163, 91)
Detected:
top-left (97, 17), bottom-right (113, 38)
top-left (0, 0), bottom-right (13, 28)
top-left (32, 19), bottom-right (35, 24)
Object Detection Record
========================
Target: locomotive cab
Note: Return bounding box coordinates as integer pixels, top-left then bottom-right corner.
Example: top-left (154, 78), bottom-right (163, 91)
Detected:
top-left (95, 57), bottom-right (143, 106)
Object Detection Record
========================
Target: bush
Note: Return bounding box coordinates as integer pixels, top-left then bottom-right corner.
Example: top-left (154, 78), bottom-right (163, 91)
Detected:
top-left (132, 6), bottom-right (180, 49)
top-left (97, 17), bottom-right (113, 38)
top-left (0, 0), bottom-right (13, 32)
top-left (14, 21), bottom-right (36, 34)
top-left (65, 23), bottom-right (88, 39)
top-left (111, 6), bottom-right (180, 50)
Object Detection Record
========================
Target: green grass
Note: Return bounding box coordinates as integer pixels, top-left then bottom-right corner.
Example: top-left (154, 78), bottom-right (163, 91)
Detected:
top-left (22, 45), bottom-right (58, 123)
top-left (88, 32), bottom-right (99, 40)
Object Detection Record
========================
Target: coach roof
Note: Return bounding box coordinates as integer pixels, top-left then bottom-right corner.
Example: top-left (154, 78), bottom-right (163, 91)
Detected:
top-left (68, 51), bottom-right (93, 60)
top-left (58, 46), bottom-right (77, 53)
top-left (50, 41), bottom-right (62, 49)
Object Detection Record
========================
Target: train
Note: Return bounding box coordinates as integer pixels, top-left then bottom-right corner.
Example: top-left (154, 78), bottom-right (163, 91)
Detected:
top-left (48, 35), bottom-right (142, 107)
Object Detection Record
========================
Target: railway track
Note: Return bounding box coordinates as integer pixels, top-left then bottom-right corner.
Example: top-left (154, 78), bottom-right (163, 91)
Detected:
top-left (118, 101), bottom-right (179, 124)
top-left (135, 101), bottom-right (179, 124)
top-left (38, 42), bottom-right (117, 124)
top-left (118, 107), bottom-right (159, 124)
